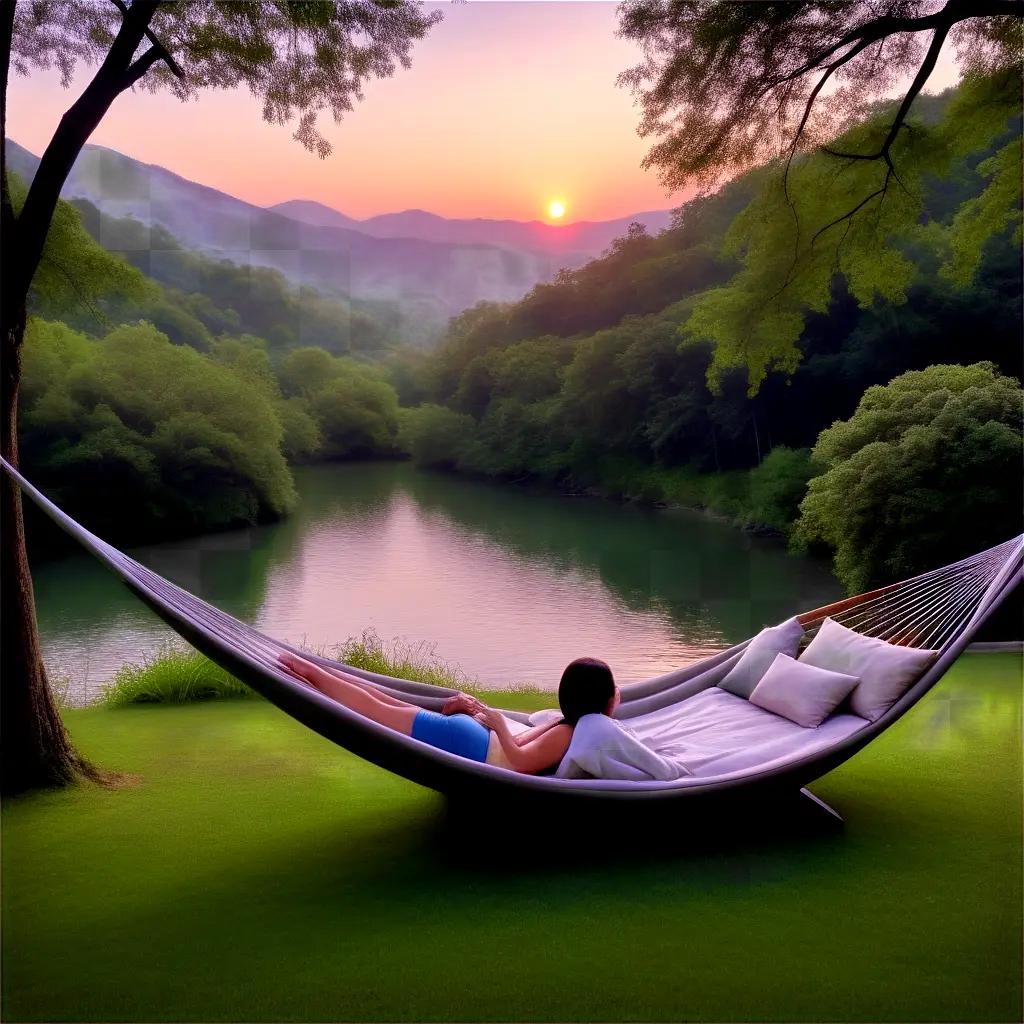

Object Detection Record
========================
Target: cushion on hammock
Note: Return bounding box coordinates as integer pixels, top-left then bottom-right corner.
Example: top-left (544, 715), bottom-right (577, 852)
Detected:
top-left (799, 617), bottom-right (937, 722)
top-left (749, 653), bottom-right (860, 728)
top-left (717, 616), bottom-right (805, 698)
top-left (555, 713), bottom-right (691, 782)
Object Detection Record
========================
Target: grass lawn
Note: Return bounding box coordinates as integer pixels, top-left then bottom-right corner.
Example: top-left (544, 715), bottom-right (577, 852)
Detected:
top-left (2, 653), bottom-right (1021, 1023)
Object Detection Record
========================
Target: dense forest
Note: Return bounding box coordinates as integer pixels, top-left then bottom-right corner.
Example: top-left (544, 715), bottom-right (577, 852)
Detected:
top-left (15, 169), bottom-right (405, 544)
top-left (16, 79), bottom-right (1023, 594)
top-left (400, 82), bottom-right (1023, 589)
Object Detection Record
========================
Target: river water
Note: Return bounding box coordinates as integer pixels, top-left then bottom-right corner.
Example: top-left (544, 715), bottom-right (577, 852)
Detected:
top-left (31, 462), bottom-right (845, 703)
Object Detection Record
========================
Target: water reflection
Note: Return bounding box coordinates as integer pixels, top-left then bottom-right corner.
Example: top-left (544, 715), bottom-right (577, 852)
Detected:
top-left (33, 462), bottom-right (844, 701)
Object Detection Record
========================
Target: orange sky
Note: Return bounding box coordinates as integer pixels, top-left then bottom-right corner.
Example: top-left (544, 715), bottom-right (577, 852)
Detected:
top-left (7, 1), bottom-right (963, 223)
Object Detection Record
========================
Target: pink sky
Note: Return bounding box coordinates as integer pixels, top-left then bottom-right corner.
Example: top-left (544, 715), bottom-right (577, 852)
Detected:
top-left (7, 2), bottom-right (962, 223)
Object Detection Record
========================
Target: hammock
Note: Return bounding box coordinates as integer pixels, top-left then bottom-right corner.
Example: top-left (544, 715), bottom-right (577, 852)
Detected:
top-left (4, 457), bottom-right (1022, 810)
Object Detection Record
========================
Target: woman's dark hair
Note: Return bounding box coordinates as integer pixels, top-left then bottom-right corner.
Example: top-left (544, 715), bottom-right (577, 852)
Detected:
top-left (558, 657), bottom-right (615, 726)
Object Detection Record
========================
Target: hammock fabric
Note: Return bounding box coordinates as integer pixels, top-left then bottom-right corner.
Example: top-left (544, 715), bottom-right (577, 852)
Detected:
top-left (5, 457), bottom-right (1022, 809)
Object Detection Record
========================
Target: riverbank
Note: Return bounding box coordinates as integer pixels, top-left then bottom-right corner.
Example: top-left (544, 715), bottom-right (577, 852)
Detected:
top-left (89, 631), bottom-right (538, 708)
top-left (417, 454), bottom-right (799, 538)
top-left (37, 461), bottom-right (847, 703)
top-left (3, 651), bottom-right (1021, 1023)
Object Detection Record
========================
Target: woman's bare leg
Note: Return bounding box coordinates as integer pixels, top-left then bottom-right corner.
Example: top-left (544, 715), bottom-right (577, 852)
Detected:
top-left (317, 664), bottom-right (416, 708)
top-left (277, 652), bottom-right (419, 734)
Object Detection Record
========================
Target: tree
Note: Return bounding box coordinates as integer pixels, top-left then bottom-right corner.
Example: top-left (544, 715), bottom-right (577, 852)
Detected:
top-left (618, 1), bottom-right (1022, 390)
top-left (793, 362), bottom-right (1023, 593)
top-left (618, 0), bottom-right (1021, 194)
top-left (1, 0), bottom-right (440, 793)
top-left (398, 404), bottom-right (475, 469)
top-left (21, 318), bottom-right (296, 539)
top-left (679, 71), bottom-right (1022, 391)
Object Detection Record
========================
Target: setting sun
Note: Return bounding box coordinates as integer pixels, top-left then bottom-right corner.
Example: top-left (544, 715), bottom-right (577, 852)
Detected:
top-left (547, 199), bottom-right (566, 220)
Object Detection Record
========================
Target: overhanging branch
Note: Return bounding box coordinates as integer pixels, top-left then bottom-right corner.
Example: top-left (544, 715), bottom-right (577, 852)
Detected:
top-left (108, 0), bottom-right (183, 79)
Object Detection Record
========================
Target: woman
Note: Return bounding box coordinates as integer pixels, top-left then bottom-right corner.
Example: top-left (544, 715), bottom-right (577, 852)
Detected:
top-left (277, 652), bottom-right (620, 774)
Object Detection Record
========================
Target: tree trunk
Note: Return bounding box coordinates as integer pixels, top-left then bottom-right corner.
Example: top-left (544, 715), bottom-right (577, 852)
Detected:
top-left (1, 305), bottom-right (103, 792)
top-left (0, 0), bottom-right (161, 793)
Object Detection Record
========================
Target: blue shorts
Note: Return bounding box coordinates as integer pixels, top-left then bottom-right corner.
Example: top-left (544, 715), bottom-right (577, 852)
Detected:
top-left (411, 710), bottom-right (490, 762)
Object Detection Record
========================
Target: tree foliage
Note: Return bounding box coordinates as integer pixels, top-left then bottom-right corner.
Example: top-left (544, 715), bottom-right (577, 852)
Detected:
top-left (8, 173), bottom-right (150, 318)
top-left (793, 362), bottom-right (1023, 592)
top-left (398, 404), bottom-right (476, 470)
top-left (680, 70), bottom-right (1023, 392)
top-left (618, 0), bottom-right (1021, 193)
top-left (279, 346), bottom-right (400, 458)
top-left (12, 0), bottom-right (442, 158)
top-left (618, 2), bottom-right (1022, 392)
top-left (20, 318), bottom-right (296, 540)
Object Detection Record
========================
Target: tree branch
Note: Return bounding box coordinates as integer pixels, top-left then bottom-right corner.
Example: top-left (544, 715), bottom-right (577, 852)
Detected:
top-left (124, 44), bottom-right (170, 88)
top-left (756, 7), bottom-right (956, 101)
top-left (108, 0), bottom-right (183, 79)
top-left (811, 168), bottom-right (892, 246)
top-left (11, 1), bottom-right (166, 307)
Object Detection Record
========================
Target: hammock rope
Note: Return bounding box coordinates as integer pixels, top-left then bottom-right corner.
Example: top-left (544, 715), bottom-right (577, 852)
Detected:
top-left (3, 456), bottom-right (1021, 805)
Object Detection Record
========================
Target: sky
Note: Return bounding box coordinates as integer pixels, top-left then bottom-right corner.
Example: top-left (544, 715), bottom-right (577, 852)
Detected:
top-left (7, 1), bottom-right (962, 224)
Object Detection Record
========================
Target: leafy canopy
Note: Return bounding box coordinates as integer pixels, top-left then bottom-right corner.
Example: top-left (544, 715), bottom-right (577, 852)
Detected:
top-left (618, 0), bottom-right (1021, 194)
top-left (793, 361), bottom-right (1023, 592)
top-left (12, 0), bottom-right (442, 158)
top-left (618, 2), bottom-right (1022, 392)
top-left (9, 173), bottom-right (150, 316)
top-left (279, 346), bottom-right (400, 458)
top-left (679, 69), bottom-right (1022, 392)
top-left (20, 318), bottom-right (296, 540)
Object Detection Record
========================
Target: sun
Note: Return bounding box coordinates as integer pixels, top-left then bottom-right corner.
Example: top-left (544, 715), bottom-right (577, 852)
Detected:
top-left (547, 199), bottom-right (566, 220)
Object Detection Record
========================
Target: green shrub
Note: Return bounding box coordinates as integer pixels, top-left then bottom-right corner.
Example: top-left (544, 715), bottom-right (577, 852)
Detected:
top-left (743, 447), bottom-right (818, 535)
top-left (794, 362), bottom-right (1023, 592)
top-left (398, 404), bottom-right (475, 469)
top-left (99, 631), bottom-right (544, 706)
top-left (100, 645), bottom-right (256, 706)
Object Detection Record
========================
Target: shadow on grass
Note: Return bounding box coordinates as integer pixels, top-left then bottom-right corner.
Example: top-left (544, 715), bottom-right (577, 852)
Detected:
top-left (408, 786), bottom-right (853, 880)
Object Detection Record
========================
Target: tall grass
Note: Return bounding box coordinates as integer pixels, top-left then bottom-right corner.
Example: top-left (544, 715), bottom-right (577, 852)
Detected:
top-left (325, 629), bottom-right (480, 691)
top-left (100, 644), bottom-right (255, 706)
top-left (98, 629), bottom-right (541, 707)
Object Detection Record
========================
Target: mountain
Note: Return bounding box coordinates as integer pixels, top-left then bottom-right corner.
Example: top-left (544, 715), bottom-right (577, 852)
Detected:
top-left (269, 199), bottom-right (363, 231)
top-left (270, 202), bottom-right (677, 256)
top-left (9, 140), bottom-right (664, 342)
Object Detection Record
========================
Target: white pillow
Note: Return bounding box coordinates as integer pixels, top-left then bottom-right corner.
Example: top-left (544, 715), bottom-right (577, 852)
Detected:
top-left (799, 617), bottom-right (937, 722)
top-left (749, 653), bottom-right (860, 728)
top-left (718, 616), bottom-right (805, 698)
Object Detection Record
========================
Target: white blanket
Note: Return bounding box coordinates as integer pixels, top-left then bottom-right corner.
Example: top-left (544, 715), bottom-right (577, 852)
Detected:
top-left (626, 686), bottom-right (869, 778)
top-left (554, 712), bottom-right (693, 782)
top-left (533, 686), bottom-right (871, 785)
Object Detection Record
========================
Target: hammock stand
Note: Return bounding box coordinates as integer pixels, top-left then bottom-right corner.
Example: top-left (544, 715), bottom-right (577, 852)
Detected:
top-left (5, 457), bottom-right (1021, 820)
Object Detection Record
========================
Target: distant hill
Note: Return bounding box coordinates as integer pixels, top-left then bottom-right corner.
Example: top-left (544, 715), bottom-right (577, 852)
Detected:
top-left (270, 200), bottom-right (676, 256)
top-left (9, 140), bottom-right (670, 343)
top-left (269, 199), bottom-right (363, 231)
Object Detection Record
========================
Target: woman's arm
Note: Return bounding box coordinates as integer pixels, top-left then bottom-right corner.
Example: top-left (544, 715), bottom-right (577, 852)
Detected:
top-left (476, 707), bottom-right (571, 774)
top-left (508, 719), bottom-right (562, 747)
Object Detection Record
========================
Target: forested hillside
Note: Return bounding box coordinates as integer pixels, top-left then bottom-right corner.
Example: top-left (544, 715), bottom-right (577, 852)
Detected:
top-left (15, 75), bottom-right (1022, 593)
top-left (67, 200), bottom-right (401, 360)
top-left (7, 139), bottom-right (656, 344)
top-left (403, 81), bottom-right (1023, 589)
top-left (15, 173), bottom-right (407, 545)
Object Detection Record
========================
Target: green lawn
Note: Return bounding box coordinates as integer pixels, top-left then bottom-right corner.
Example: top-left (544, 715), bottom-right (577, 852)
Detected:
top-left (3, 653), bottom-right (1021, 1023)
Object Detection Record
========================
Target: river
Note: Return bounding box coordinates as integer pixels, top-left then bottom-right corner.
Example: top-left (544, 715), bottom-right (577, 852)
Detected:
top-left (31, 462), bottom-right (845, 703)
